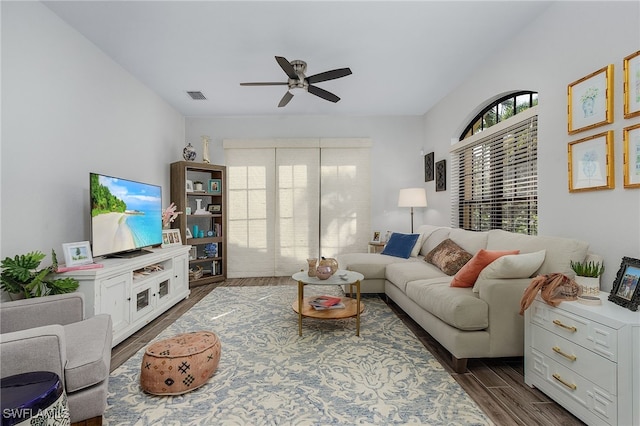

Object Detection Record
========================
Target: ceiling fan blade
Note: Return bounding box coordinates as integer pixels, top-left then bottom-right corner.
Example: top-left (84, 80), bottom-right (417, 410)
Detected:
top-left (240, 82), bottom-right (288, 86)
top-left (306, 68), bottom-right (352, 84)
top-left (275, 56), bottom-right (298, 79)
top-left (308, 85), bottom-right (340, 103)
top-left (278, 91), bottom-right (294, 107)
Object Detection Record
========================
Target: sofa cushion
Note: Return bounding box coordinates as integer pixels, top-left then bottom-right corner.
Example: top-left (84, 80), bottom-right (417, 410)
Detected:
top-left (386, 261), bottom-right (446, 293)
top-left (381, 233), bottom-right (420, 259)
top-left (405, 279), bottom-right (489, 331)
top-left (449, 228), bottom-right (489, 255)
top-left (425, 239), bottom-right (473, 275)
top-left (473, 250), bottom-right (547, 292)
top-left (487, 230), bottom-right (589, 276)
top-left (336, 253), bottom-right (415, 280)
top-left (451, 249), bottom-right (520, 288)
top-left (63, 314), bottom-right (112, 393)
top-left (419, 226), bottom-right (452, 256)
top-left (410, 233), bottom-right (425, 257)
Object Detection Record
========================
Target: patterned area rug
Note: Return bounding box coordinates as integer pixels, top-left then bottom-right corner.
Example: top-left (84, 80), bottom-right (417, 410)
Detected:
top-left (106, 285), bottom-right (493, 425)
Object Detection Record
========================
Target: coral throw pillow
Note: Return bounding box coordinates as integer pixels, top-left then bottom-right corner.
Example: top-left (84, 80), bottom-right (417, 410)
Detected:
top-left (451, 249), bottom-right (520, 288)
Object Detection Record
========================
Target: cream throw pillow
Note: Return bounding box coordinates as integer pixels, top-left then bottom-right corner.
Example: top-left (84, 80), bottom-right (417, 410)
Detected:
top-left (473, 250), bottom-right (546, 292)
top-left (410, 233), bottom-right (424, 257)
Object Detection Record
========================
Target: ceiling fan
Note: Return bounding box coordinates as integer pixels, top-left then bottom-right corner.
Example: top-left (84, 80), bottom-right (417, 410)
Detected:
top-left (240, 56), bottom-right (352, 107)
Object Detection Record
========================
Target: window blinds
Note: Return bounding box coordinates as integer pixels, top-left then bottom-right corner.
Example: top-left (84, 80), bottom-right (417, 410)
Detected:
top-left (450, 107), bottom-right (538, 235)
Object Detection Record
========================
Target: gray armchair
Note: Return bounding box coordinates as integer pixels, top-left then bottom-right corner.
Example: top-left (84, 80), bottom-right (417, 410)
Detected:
top-left (0, 293), bottom-right (112, 423)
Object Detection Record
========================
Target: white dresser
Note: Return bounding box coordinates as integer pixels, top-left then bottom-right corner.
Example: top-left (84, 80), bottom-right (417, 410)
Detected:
top-left (524, 294), bottom-right (640, 426)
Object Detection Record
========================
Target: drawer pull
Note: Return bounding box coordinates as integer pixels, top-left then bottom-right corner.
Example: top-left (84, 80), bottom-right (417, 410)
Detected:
top-left (552, 319), bottom-right (577, 333)
top-left (552, 346), bottom-right (577, 361)
top-left (552, 373), bottom-right (577, 390)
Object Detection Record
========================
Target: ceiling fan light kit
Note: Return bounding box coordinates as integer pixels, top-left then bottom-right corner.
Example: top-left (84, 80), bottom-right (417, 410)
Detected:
top-left (241, 56), bottom-right (352, 107)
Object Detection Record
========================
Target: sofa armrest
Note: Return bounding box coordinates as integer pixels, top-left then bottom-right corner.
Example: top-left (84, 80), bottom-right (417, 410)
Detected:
top-left (0, 293), bottom-right (84, 333)
top-left (476, 277), bottom-right (531, 356)
top-left (0, 324), bottom-right (67, 380)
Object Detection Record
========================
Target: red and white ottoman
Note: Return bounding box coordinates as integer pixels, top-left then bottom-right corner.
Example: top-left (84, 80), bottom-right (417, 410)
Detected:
top-left (140, 331), bottom-right (221, 395)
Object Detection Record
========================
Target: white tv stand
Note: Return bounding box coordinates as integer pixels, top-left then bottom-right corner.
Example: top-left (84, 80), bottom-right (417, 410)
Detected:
top-left (60, 245), bottom-right (191, 347)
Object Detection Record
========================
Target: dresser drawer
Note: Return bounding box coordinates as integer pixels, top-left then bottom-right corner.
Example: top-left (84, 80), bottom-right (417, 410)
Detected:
top-left (530, 324), bottom-right (616, 394)
top-left (530, 300), bottom-right (617, 361)
top-left (527, 346), bottom-right (617, 425)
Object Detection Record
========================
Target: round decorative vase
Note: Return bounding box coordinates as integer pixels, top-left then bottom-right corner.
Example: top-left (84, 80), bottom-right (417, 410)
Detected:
top-left (319, 257), bottom-right (339, 274)
top-left (316, 265), bottom-right (333, 280)
top-left (183, 143), bottom-right (196, 161)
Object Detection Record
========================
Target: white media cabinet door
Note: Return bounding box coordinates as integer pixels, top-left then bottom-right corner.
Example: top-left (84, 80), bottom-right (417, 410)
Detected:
top-left (99, 273), bottom-right (132, 337)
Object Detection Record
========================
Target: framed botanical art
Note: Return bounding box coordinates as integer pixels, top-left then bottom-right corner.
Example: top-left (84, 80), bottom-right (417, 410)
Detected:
top-left (568, 130), bottom-right (614, 192)
top-left (623, 50), bottom-right (640, 119)
top-left (608, 256), bottom-right (640, 311)
top-left (424, 152), bottom-right (434, 182)
top-left (567, 64), bottom-right (614, 134)
top-left (623, 123), bottom-right (640, 188)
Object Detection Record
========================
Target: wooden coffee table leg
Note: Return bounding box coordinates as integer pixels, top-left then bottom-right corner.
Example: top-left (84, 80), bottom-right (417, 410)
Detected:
top-left (297, 281), bottom-right (303, 336)
top-left (356, 280), bottom-right (361, 336)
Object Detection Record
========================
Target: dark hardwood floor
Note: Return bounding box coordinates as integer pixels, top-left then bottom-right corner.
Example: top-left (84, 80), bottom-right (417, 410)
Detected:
top-left (111, 277), bottom-right (584, 426)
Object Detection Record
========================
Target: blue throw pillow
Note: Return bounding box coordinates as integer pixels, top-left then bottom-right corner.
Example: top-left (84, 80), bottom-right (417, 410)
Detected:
top-left (381, 233), bottom-right (420, 259)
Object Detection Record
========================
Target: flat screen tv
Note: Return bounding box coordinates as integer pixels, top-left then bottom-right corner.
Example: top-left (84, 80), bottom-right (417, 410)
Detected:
top-left (90, 173), bottom-right (163, 258)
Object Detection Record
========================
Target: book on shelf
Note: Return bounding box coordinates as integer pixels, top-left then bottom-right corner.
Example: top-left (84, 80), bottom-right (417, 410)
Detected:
top-left (309, 295), bottom-right (343, 310)
top-left (55, 263), bottom-right (104, 273)
top-left (310, 301), bottom-right (345, 310)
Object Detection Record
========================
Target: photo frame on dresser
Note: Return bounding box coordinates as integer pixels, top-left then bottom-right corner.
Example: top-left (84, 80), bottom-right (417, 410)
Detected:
top-left (608, 256), bottom-right (640, 311)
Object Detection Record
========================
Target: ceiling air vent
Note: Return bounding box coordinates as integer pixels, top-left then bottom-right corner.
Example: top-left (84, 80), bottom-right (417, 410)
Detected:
top-left (187, 91), bottom-right (207, 100)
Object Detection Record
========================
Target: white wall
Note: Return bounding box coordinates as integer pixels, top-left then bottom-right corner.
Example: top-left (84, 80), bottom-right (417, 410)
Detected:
top-left (1, 3), bottom-right (184, 279)
top-left (186, 115), bottom-right (426, 234)
top-left (422, 1), bottom-right (640, 290)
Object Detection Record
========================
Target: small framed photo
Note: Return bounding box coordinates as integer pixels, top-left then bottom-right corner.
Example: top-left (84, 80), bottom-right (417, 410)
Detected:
top-left (608, 257), bottom-right (640, 311)
top-left (207, 203), bottom-right (222, 214)
top-left (623, 51), bottom-right (640, 119)
top-left (424, 152), bottom-right (434, 182)
top-left (568, 130), bottom-right (614, 192)
top-left (162, 229), bottom-right (182, 247)
top-left (567, 64), bottom-right (614, 135)
top-left (62, 241), bottom-right (93, 266)
top-left (188, 247), bottom-right (197, 260)
top-left (186, 179), bottom-right (194, 192)
top-left (372, 231), bottom-right (381, 242)
top-left (623, 123), bottom-right (640, 188)
top-left (208, 179), bottom-right (222, 195)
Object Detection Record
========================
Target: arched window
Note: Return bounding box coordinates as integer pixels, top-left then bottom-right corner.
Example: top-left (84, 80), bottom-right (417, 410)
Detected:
top-left (451, 92), bottom-right (538, 235)
top-left (460, 91), bottom-right (538, 141)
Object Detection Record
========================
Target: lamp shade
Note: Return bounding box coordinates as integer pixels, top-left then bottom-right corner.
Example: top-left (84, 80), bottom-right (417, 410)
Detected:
top-left (398, 188), bottom-right (427, 208)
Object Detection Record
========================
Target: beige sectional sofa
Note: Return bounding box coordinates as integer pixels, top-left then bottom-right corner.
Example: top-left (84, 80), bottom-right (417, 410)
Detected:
top-left (337, 225), bottom-right (600, 373)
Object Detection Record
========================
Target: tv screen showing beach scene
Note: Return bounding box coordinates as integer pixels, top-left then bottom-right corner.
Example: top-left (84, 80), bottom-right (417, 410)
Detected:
top-left (90, 173), bottom-right (163, 257)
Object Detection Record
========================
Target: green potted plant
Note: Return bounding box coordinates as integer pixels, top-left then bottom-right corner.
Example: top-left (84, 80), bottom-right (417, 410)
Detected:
top-left (570, 260), bottom-right (604, 296)
top-left (0, 250), bottom-right (79, 300)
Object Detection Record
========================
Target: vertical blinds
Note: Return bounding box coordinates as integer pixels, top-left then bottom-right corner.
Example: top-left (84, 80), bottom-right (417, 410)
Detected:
top-left (450, 108), bottom-right (538, 235)
top-left (224, 139), bottom-right (371, 277)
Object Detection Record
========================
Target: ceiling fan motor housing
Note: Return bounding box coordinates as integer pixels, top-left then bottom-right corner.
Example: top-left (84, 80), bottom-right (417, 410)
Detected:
top-left (289, 60), bottom-right (308, 90)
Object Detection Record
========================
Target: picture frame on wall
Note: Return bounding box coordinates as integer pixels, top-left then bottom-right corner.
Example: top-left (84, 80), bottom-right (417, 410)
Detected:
top-left (162, 229), bottom-right (182, 247)
top-left (62, 241), bottom-right (93, 267)
top-left (208, 179), bottom-right (222, 195)
top-left (435, 159), bottom-right (446, 192)
top-left (608, 256), bottom-right (640, 312)
top-left (623, 123), bottom-right (640, 188)
top-left (623, 50), bottom-right (640, 119)
top-left (567, 64), bottom-right (614, 135)
top-left (568, 130), bottom-right (614, 192)
top-left (424, 152), bottom-right (434, 182)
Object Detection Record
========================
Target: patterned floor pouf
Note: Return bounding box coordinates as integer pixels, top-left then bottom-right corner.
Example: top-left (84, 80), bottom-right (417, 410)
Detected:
top-left (140, 331), bottom-right (221, 395)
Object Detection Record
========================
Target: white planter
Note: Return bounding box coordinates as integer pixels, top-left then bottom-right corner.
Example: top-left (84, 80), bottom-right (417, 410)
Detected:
top-left (575, 275), bottom-right (600, 295)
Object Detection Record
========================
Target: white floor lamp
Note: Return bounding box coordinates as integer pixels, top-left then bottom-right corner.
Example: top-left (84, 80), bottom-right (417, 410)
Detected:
top-left (398, 188), bottom-right (427, 233)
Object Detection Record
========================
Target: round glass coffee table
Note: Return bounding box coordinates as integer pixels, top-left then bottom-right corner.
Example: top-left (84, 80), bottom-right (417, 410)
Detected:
top-left (291, 269), bottom-right (365, 336)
